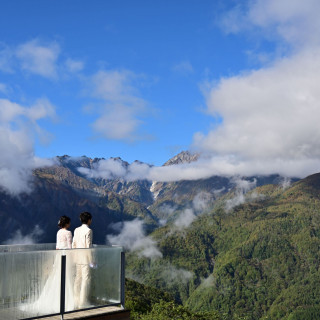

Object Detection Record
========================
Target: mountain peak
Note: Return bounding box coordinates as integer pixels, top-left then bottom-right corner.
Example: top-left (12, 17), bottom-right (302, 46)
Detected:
top-left (163, 150), bottom-right (200, 166)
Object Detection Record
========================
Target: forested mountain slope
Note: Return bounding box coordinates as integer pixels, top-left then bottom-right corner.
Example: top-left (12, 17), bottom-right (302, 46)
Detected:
top-left (126, 173), bottom-right (320, 320)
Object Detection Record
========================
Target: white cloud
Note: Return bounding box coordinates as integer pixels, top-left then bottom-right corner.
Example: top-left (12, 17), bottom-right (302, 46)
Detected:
top-left (0, 83), bottom-right (8, 94)
top-left (3, 225), bottom-right (44, 245)
top-left (248, 0), bottom-right (320, 48)
top-left (16, 39), bottom-right (60, 79)
top-left (197, 50), bottom-right (320, 159)
top-left (156, 203), bottom-right (177, 224)
top-left (78, 157), bottom-right (127, 179)
top-left (172, 192), bottom-right (214, 230)
top-left (88, 70), bottom-right (149, 142)
top-left (190, 0), bottom-right (320, 179)
top-left (0, 98), bottom-right (55, 195)
top-left (279, 177), bottom-right (291, 190)
top-left (200, 275), bottom-right (215, 288)
top-left (194, 49), bottom-right (320, 177)
top-left (107, 219), bottom-right (162, 259)
top-left (79, 151), bottom-right (319, 187)
top-left (173, 60), bottom-right (194, 75)
top-left (0, 44), bottom-right (14, 73)
top-left (174, 208), bottom-right (197, 230)
top-left (220, 0), bottom-right (320, 49)
top-left (225, 178), bottom-right (257, 212)
top-left (65, 58), bottom-right (84, 73)
top-left (0, 39), bottom-right (85, 79)
top-left (160, 265), bottom-right (193, 285)
top-left (192, 191), bottom-right (213, 212)
top-left (93, 106), bottom-right (142, 141)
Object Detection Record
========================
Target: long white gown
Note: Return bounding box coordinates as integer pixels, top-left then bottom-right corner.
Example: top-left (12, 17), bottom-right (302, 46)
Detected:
top-left (20, 229), bottom-right (75, 316)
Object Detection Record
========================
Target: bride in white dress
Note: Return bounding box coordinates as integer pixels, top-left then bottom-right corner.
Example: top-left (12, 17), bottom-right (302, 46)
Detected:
top-left (54, 216), bottom-right (75, 312)
top-left (21, 216), bottom-right (75, 316)
top-left (56, 216), bottom-right (72, 250)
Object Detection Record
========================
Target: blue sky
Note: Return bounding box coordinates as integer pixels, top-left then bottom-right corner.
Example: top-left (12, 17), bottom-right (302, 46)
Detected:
top-left (0, 0), bottom-right (266, 165)
top-left (2, 0), bottom-right (320, 194)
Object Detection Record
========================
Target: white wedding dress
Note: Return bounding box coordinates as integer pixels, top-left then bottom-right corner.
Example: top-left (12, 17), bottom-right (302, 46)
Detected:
top-left (20, 229), bottom-right (75, 316)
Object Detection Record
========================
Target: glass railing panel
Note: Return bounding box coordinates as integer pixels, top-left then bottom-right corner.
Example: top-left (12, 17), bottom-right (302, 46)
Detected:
top-left (0, 249), bottom-right (63, 319)
top-left (64, 246), bottom-right (123, 312)
top-left (0, 243), bottom-right (56, 253)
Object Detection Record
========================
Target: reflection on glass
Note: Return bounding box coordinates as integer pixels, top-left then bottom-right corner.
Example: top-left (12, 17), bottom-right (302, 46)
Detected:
top-left (0, 249), bottom-right (62, 319)
top-left (0, 245), bottom-right (123, 319)
top-left (65, 247), bottom-right (122, 311)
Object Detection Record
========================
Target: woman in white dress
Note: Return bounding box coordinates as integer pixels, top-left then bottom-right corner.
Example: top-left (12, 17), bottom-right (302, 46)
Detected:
top-left (56, 216), bottom-right (72, 249)
top-left (55, 215), bottom-right (75, 312)
top-left (21, 216), bottom-right (75, 316)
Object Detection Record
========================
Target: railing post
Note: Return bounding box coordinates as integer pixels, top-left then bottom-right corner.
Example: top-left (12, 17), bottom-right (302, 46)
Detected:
top-left (120, 251), bottom-right (125, 309)
top-left (60, 255), bottom-right (66, 320)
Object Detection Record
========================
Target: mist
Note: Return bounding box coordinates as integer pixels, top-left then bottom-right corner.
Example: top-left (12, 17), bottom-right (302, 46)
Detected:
top-left (106, 219), bottom-right (162, 259)
top-left (3, 225), bottom-right (44, 245)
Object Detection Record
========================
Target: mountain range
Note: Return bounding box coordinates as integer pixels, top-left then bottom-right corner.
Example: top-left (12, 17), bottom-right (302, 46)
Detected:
top-left (2, 151), bottom-right (320, 318)
top-left (0, 151), bottom-right (287, 244)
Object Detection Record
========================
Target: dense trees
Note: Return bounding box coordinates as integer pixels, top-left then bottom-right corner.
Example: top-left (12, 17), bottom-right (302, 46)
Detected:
top-left (126, 174), bottom-right (320, 319)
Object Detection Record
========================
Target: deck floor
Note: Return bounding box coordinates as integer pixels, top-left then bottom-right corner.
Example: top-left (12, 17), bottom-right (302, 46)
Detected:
top-left (0, 306), bottom-right (129, 320)
top-left (36, 306), bottom-right (128, 319)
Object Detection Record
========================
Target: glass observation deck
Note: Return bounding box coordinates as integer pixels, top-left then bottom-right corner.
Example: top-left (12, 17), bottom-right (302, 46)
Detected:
top-left (0, 244), bottom-right (125, 320)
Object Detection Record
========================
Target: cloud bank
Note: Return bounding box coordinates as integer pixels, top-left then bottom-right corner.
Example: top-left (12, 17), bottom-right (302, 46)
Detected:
top-left (0, 98), bottom-right (55, 195)
top-left (192, 0), bottom-right (320, 178)
top-left (78, 153), bottom-right (317, 188)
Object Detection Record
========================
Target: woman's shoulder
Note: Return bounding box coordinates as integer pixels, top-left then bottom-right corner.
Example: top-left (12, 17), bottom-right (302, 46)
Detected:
top-left (57, 229), bottom-right (72, 235)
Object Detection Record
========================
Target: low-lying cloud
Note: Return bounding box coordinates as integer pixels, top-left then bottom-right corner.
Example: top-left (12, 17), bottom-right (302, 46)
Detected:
top-left (279, 177), bottom-right (292, 190)
top-left (225, 178), bottom-right (261, 212)
top-left (3, 225), bottom-right (44, 245)
top-left (174, 208), bottom-right (197, 230)
top-left (172, 191), bottom-right (214, 230)
top-left (160, 264), bottom-right (193, 285)
top-left (106, 219), bottom-right (162, 258)
top-left (78, 154), bottom-right (317, 187)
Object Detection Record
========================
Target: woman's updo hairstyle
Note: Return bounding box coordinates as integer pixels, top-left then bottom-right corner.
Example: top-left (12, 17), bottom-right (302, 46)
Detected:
top-left (58, 215), bottom-right (71, 228)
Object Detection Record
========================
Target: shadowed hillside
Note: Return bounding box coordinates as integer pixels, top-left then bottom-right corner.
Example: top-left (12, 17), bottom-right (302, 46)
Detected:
top-left (0, 162), bottom-right (156, 244)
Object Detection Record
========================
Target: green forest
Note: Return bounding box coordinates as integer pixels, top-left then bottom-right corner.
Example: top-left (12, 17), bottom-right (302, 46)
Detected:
top-left (125, 173), bottom-right (320, 319)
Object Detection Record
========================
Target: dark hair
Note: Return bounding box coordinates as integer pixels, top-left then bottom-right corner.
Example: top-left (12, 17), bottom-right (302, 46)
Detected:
top-left (79, 211), bottom-right (92, 224)
top-left (58, 216), bottom-right (71, 228)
